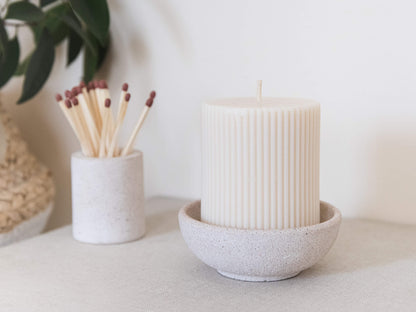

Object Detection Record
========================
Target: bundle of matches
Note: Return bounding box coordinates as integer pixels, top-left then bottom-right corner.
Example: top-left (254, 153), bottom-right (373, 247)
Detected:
top-left (56, 80), bottom-right (156, 158)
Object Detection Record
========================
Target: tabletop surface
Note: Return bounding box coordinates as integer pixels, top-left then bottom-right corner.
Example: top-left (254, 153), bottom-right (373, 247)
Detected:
top-left (0, 197), bottom-right (415, 312)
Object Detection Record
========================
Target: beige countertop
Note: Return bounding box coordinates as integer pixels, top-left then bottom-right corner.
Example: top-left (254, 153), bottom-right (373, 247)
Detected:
top-left (0, 197), bottom-right (415, 312)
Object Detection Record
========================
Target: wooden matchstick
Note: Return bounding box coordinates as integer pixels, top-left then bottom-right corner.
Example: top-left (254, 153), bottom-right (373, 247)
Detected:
top-left (121, 91), bottom-right (156, 156)
top-left (88, 81), bottom-right (102, 132)
top-left (58, 82), bottom-right (156, 158)
top-left (65, 99), bottom-right (91, 156)
top-left (107, 83), bottom-right (128, 156)
top-left (76, 87), bottom-right (100, 153)
top-left (108, 92), bottom-right (130, 157)
top-left (116, 83), bottom-right (128, 119)
top-left (94, 81), bottom-right (105, 121)
top-left (56, 94), bottom-right (82, 143)
top-left (56, 94), bottom-right (73, 126)
top-left (79, 81), bottom-right (89, 103)
top-left (99, 98), bottom-right (112, 158)
top-left (72, 97), bottom-right (95, 156)
top-left (99, 80), bottom-right (115, 149)
top-left (80, 81), bottom-right (99, 128)
top-left (63, 98), bottom-right (93, 156)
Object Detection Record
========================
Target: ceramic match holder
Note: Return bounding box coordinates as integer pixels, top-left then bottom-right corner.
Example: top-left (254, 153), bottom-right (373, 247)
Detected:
top-left (71, 150), bottom-right (145, 244)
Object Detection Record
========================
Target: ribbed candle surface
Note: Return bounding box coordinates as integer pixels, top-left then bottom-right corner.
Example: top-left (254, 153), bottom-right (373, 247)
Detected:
top-left (201, 97), bottom-right (320, 230)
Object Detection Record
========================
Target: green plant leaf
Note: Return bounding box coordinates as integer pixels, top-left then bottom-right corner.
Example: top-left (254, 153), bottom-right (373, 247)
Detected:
top-left (82, 32), bottom-right (109, 82)
top-left (43, 3), bottom-right (71, 44)
top-left (30, 3), bottom-right (70, 44)
top-left (67, 28), bottom-right (83, 66)
top-left (83, 32), bottom-right (98, 82)
top-left (0, 18), bottom-right (8, 56)
top-left (49, 20), bottom-right (68, 45)
top-left (96, 35), bottom-right (109, 70)
top-left (40, 0), bottom-right (57, 7)
top-left (5, 2), bottom-right (45, 23)
top-left (62, 11), bottom-right (96, 56)
top-left (18, 29), bottom-right (55, 104)
top-left (0, 37), bottom-right (20, 88)
top-left (31, 22), bottom-right (68, 46)
top-left (29, 23), bottom-right (43, 43)
top-left (14, 53), bottom-right (31, 76)
top-left (69, 0), bottom-right (109, 46)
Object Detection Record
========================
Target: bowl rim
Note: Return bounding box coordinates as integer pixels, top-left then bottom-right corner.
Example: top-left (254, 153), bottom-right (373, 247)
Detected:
top-left (179, 200), bottom-right (342, 235)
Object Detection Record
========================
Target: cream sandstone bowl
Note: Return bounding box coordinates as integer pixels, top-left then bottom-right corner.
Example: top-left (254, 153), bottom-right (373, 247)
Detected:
top-left (179, 200), bottom-right (341, 282)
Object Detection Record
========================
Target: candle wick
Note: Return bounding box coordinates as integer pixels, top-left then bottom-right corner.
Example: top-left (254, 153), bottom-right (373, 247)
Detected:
top-left (257, 80), bottom-right (262, 104)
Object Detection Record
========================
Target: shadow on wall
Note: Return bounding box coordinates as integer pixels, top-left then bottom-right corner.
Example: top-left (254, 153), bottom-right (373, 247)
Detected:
top-left (150, 0), bottom-right (192, 59)
top-left (100, 1), bottom-right (149, 80)
top-left (360, 124), bottom-right (416, 224)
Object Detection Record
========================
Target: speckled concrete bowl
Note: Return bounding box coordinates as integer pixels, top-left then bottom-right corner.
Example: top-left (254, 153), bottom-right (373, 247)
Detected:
top-left (179, 200), bottom-right (341, 282)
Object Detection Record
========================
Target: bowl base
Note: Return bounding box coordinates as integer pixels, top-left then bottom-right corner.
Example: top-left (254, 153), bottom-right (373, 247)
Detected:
top-left (217, 270), bottom-right (301, 282)
top-left (179, 200), bottom-right (342, 283)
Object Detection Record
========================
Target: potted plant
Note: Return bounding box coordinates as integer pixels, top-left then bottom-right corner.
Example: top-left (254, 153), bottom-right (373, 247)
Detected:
top-left (0, 0), bottom-right (110, 246)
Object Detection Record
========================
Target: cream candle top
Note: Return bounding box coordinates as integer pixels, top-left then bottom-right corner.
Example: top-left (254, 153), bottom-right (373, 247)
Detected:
top-left (205, 97), bottom-right (319, 110)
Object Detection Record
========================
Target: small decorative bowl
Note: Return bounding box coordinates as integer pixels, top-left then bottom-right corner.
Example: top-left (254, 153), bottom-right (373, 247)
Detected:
top-left (178, 200), bottom-right (341, 282)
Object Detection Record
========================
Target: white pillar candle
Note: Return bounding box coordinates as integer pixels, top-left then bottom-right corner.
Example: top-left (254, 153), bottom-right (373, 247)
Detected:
top-left (201, 92), bottom-right (320, 230)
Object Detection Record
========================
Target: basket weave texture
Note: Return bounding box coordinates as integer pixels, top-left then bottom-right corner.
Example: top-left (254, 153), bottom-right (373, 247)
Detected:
top-left (0, 105), bottom-right (55, 233)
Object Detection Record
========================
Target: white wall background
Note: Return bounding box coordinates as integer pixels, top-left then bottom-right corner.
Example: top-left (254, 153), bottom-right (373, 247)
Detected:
top-left (2, 0), bottom-right (416, 229)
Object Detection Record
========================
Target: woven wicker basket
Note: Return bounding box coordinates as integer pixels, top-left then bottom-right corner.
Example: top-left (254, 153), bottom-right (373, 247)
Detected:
top-left (0, 103), bottom-right (55, 246)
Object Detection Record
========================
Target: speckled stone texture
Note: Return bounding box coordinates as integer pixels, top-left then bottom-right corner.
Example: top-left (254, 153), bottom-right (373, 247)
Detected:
top-left (72, 151), bottom-right (145, 244)
top-left (179, 200), bottom-right (341, 281)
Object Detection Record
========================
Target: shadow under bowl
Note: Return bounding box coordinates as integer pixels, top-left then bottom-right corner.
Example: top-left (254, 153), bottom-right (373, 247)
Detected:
top-left (178, 200), bottom-right (342, 282)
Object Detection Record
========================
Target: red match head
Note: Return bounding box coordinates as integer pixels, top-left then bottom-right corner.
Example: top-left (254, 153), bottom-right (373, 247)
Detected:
top-left (150, 91), bottom-right (156, 99)
top-left (99, 80), bottom-right (108, 89)
top-left (55, 94), bottom-right (63, 102)
top-left (71, 87), bottom-right (78, 97)
top-left (145, 98), bottom-right (153, 107)
top-left (72, 98), bottom-right (79, 106)
top-left (64, 90), bottom-right (72, 98)
top-left (64, 99), bottom-right (72, 108)
top-left (88, 82), bottom-right (95, 90)
top-left (105, 98), bottom-right (111, 108)
top-left (122, 83), bottom-right (128, 92)
top-left (93, 81), bottom-right (100, 88)
top-left (125, 93), bottom-right (131, 101)
top-left (80, 81), bottom-right (86, 88)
